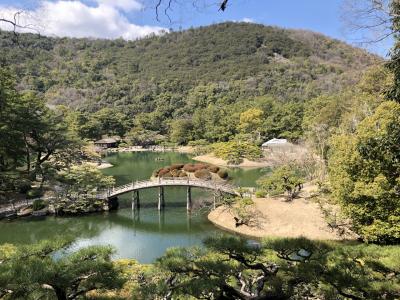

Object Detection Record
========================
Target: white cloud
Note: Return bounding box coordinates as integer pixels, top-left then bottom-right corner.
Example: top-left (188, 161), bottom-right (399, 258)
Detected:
top-left (96, 0), bottom-right (143, 12)
top-left (241, 17), bottom-right (255, 23)
top-left (0, 0), bottom-right (166, 40)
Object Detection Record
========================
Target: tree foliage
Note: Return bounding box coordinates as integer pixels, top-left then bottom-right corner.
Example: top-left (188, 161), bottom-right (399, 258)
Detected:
top-left (0, 22), bottom-right (379, 145)
top-left (57, 163), bottom-right (115, 199)
top-left (140, 236), bottom-right (400, 300)
top-left (0, 239), bottom-right (124, 300)
top-left (0, 68), bottom-right (82, 188)
top-left (211, 141), bottom-right (262, 165)
top-left (238, 108), bottom-right (264, 140)
top-left (257, 164), bottom-right (304, 200)
top-left (329, 101), bottom-right (400, 243)
top-left (386, 0), bottom-right (400, 102)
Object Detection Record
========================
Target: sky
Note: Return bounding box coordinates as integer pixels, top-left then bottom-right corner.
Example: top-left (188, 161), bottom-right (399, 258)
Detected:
top-left (0, 0), bottom-right (393, 57)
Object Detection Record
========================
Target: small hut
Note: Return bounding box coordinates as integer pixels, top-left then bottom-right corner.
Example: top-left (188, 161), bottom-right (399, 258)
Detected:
top-left (94, 137), bottom-right (118, 149)
top-left (261, 138), bottom-right (293, 152)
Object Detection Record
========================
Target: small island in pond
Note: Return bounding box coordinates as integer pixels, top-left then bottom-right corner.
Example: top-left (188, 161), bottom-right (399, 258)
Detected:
top-left (152, 163), bottom-right (228, 181)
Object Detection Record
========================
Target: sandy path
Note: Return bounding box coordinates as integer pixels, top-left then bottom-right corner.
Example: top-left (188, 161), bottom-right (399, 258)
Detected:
top-left (208, 194), bottom-right (352, 240)
top-left (193, 154), bottom-right (271, 168)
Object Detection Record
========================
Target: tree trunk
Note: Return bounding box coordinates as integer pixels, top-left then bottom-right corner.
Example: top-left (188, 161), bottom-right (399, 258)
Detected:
top-left (54, 287), bottom-right (67, 300)
top-left (23, 133), bottom-right (30, 173)
top-left (39, 167), bottom-right (46, 189)
top-left (31, 150), bottom-right (52, 180)
top-left (0, 155), bottom-right (4, 171)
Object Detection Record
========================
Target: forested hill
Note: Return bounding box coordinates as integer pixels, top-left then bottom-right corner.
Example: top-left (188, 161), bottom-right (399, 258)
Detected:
top-left (0, 22), bottom-right (381, 141)
top-left (1, 22), bottom-right (378, 107)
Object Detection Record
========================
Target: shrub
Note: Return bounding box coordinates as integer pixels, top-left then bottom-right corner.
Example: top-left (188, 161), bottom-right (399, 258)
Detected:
top-left (118, 141), bottom-right (128, 148)
top-left (360, 217), bottom-right (400, 243)
top-left (207, 165), bottom-right (220, 173)
top-left (32, 199), bottom-right (46, 211)
top-left (233, 197), bottom-right (258, 227)
top-left (160, 171), bottom-right (173, 178)
top-left (194, 169), bottom-right (212, 180)
top-left (26, 189), bottom-right (43, 199)
top-left (184, 163), bottom-right (208, 172)
top-left (170, 164), bottom-right (184, 170)
top-left (257, 165), bottom-right (304, 201)
top-left (0, 174), bottom-right (14, 192)
top-left (178, 171), bottom-right (187, 177)
top-left (157, 168), bottom-right (171, 177)
top-left (183, 164), bottom-right (196, 172)
top-left (211, 141), bottom-right (262, 165)
top-left (240, 197), bottom-right (254, 206)
top-left (193, 163), bottom-right (208, 171)
top-left (170, 169), bottom-right (180, 177)
top-left (255, 190), bottom-right (267, 198)
top-left (217, 169), bottom-right (229, 179)
top-left (154, 164), bottom-right (189, 177)
top-left (15, 179), bottom-right (31, 194)
top-left (227, 156), bottom-right (243, 165)
top-left (188, 139), bottom-right (208, 146)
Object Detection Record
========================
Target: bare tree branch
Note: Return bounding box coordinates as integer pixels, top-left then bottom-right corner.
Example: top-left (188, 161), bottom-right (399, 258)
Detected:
top-left (154, 0), bottom-right (230, 23)
top-left (219, 0), bottom-right (229, 11)
top-left (341, 0), bottom-right (396, 45)
top-left (0, 10), bottom-right (41, 45)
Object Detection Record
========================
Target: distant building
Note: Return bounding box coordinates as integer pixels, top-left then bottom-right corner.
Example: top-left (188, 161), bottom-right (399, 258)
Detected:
top-left (94, 138), bottom-right (118, 149)
top-left (261, 138), bottom-right (293, 152)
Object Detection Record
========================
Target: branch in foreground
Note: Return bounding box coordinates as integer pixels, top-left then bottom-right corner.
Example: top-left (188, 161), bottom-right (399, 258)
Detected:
top-left (154, 0), bottom-right (230, 22)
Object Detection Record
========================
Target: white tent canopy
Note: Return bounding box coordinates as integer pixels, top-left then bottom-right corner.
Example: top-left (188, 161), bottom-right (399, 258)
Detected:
top-left (261, 138), bottom-right (288, 147)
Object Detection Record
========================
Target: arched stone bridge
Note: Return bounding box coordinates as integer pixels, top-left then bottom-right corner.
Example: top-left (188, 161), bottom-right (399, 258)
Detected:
top-left (100, 178), bottom-right (239, 211)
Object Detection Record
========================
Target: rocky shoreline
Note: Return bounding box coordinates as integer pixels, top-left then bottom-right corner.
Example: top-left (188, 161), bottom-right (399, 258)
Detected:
top-left (104, 145), bottom-right (195, 154)
top-left (0, 197), bottom-right (119, 221)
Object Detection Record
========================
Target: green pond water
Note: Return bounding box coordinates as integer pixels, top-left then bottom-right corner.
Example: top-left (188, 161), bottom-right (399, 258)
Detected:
top-left (0, 152), bottom-right (269, 263)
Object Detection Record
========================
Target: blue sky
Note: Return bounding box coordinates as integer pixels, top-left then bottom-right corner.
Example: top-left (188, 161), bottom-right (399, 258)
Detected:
top-left (0, 0), bottom-right (392, 56)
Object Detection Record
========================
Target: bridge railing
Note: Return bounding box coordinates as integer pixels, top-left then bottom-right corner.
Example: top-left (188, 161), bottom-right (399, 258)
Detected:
top-left (152, 178), bottom-right (236, 191)
top-left (102, 177), bottom-right (237, 197)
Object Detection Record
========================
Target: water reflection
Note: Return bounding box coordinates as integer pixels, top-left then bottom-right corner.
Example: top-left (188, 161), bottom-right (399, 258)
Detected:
top-left (0, 152), bottom-right (268, 262)
top-left (66, 207), bottom-right (220, 262)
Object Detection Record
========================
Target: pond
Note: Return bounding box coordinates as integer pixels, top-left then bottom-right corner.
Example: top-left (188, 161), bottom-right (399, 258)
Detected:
top-left (0, 152), bottom-right (269, 263)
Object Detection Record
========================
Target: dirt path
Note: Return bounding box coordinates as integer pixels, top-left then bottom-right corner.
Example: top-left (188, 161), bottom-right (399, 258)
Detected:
top-left (193, 154), bottom-right (272, 168)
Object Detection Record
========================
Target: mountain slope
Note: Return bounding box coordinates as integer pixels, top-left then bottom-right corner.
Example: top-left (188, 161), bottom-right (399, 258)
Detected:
top-left (0, 22), bottom-right (380, 116)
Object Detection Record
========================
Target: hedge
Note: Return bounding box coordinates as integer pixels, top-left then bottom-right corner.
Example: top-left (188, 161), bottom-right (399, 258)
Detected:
top-left (194, 169), bottom-right (212, 180)
top-left (160, 171), bottom-right (173, 178)
top-left (183, 164), bottom-right (196, 172)
top-left (217, 169), bottom-right (229, 179)
top-left (183, 163), bottom-right (209, 172)
top-left (178, 171), bottom-right (187, 177)
top-left (170, 164), bottom-right (184, 170)
top-left (155, 163), bottom-right (220, 179)
top-left (207, 165), bottom-right (220, 173)
top-left (170, 169), bottom-right (180, 177)
top-left (158, 168), bottom-right (171, 177)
